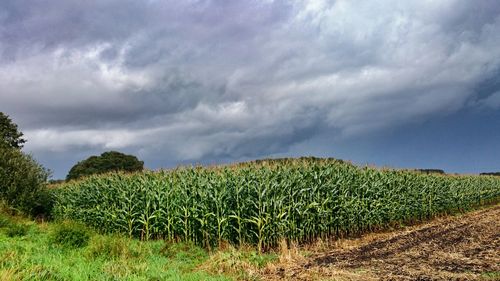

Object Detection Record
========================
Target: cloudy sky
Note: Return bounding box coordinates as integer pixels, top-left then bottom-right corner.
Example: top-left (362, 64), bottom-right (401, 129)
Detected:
top-left (1, 0), bottom-right (499, 179)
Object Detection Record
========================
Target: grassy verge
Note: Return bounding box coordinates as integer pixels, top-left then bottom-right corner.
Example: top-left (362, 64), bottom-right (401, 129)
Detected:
top-left (1, 205), bottom-right (496, 281)
top-left (0, 213), bottom-right (237, 281)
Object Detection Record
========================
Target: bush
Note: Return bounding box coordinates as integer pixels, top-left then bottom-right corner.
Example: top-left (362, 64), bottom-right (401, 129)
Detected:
top-left (0, 112), bottom-right (51, 218)
top-left (29, 189), bottom-right (55, 220)
top-left (50, 222), bottom-right (91, 248)
top-left (0, 144), bottom-right (50, 216)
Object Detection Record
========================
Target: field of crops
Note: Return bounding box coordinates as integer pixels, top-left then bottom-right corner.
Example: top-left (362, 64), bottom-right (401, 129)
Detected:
top-left (52, 158), bottom-right (500, 252)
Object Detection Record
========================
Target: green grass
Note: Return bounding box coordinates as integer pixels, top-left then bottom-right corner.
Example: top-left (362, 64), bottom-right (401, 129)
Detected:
top-left (0, 213), bottom-right (233, 281)
top-left (480, 271), bottom-right (500, 280)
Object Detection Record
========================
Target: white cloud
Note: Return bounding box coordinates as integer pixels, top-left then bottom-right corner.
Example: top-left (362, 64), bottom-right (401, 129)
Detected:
top-left (24, 128), bottom-right (144, 152)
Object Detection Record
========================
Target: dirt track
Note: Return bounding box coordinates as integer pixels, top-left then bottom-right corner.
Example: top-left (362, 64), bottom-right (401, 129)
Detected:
top-left (262, 205), bottom-right (500, 281)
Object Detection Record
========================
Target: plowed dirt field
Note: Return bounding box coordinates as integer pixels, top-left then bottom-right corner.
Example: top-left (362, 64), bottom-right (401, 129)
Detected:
top-left (262, 205), bottom-right (500, 281)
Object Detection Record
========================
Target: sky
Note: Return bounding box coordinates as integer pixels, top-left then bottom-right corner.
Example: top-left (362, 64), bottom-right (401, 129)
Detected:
top-left (1, 0), bottom-right (499, 179)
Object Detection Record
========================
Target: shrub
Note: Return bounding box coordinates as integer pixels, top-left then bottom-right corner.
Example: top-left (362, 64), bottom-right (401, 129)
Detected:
top-left (29, 188), bottom-right (55, 220)
top-left (50, 222), bottom-right (91, 248)
top-left (0, 144), bottom-right (50, 216)
top-left (0, 112), bottom-right (51, 218)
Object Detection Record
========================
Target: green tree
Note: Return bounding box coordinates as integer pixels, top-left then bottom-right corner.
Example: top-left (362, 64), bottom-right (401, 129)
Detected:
top-left (0, 144), bottom-right (50, 214)
top-left (0, 112), bottom-right (26, 149)
top-left (66, 151), bottom-right (144, 180)
top-left (417, 169), bottom-right (445, 175)
top-left (0, 112), bottom-right (50, 216)
top-left (480, 172), bottom-right (500, 176)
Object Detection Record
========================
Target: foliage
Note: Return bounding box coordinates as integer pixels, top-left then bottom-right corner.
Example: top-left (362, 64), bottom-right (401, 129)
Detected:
top-left (52, 158), bottom-right (500, 252)
top-left (66, 151), bottom-right (144, 181)
top-left (0, 112), bottom-right (25, 149)
top-left (480, 172), bottom-right (500, 176)
top-left (0, 143), bottom-right (50, 216)
top-left (0, 113), bottom-right (51, 218)
top-left (48, 179), bottom-right (65, 185)
top-left (416, 169), bottom-right (445, 174)
top-left (49, 221), bottom-right (91, 248)
top-left (0, 214), bottom-right (31, 237)
top-left (0, 214), bottom-right (11, 228)
top-left (5, 223), bottom-right (30, 237)
top-left (30, 188), bottom-right (55, 219)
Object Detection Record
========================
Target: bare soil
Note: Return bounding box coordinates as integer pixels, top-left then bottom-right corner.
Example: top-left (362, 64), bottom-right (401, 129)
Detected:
top-left (261, 205), bottom-right (500, 281)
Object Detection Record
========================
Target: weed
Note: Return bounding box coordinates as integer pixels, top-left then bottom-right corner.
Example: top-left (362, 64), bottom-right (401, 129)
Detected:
top-left (0, 215), bottom-right (11, 228)
top-left (86, 235), bottom-right (145, 259)
top-left (5, 223), bottom-right (29, 237)
top-left (22, 265), bottom-right (64, 281)
top-left (49, 221), bottom-right (91, 248)
top-left (481, 271), bottom-right (500, 280)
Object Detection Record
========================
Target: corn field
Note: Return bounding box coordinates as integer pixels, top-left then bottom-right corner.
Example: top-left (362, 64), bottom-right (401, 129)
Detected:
top-left (52, 158), bottom-right (500, 251)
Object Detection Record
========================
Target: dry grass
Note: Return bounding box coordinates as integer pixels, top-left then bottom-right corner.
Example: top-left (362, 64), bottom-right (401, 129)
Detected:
top-left (0, 269), bottom-right (17, 281)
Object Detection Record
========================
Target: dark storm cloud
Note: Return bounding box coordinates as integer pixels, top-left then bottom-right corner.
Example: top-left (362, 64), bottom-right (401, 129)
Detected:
top-left (0, 0), bottom-right (147, 60)
top-left (1, 0), bottom-right (500, 177)
top-left (0, 0), bottom-right (294, 129)
top-left (6, 71), bottom-right (214, 128)
top-left (0, 0), bottom-right (292, 61)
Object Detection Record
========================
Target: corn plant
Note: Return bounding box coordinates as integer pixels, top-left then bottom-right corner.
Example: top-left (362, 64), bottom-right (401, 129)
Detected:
top-left (52, 158), bottom-right (500, 250)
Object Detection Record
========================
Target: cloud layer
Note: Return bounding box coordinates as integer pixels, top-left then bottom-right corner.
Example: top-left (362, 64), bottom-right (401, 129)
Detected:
top-left (1, 0), bottom-right (500, 176)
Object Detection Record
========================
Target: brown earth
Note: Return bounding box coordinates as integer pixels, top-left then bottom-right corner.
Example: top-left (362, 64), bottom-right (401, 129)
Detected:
top-left (261, 205), bottom-right (500, 281)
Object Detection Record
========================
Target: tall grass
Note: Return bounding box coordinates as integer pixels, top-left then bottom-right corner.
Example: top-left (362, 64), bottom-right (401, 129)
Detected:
top-left (53, 158), bottom-right (500, 251)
